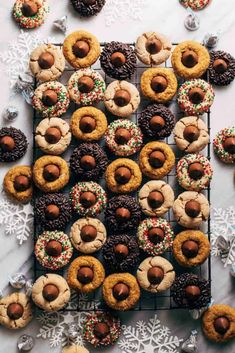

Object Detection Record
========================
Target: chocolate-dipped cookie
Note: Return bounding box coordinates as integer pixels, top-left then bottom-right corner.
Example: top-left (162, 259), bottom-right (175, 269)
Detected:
top-left (70, 0), bottom-right (105, 17)
top-left (0, 127), bottom-right (28, 162)
top-left (209, 50), bottom-right (235, 86)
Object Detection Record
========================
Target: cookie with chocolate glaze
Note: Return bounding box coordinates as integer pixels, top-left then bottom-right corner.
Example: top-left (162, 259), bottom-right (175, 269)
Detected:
top-left (70, 0), bottom-right (105, 17)
top-left (0, 127), bottom-right (28, 162)
top-left (209, 50), bottom-right (235, 86)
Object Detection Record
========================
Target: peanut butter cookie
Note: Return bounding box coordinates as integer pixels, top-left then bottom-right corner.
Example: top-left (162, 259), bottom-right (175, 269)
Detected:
top-left (4, 166), bottom-right (32, 203)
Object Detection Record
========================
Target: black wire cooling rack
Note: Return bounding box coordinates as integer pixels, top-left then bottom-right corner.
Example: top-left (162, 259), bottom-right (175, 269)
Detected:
top-left (33, 43), bottom-right (211, 311)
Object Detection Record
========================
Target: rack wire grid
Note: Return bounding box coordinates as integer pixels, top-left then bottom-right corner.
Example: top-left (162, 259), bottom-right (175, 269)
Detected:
top-left (33, 42), bottom-right (211, 312)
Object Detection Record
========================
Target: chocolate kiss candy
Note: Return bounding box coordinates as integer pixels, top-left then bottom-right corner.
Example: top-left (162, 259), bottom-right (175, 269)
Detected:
top-left (223, 137), bottom-right (235, 154)
top-left (42, 90), bottom-right (58, 107)
top-left (182, 240), bottom-right (199, 258)
top-left (46, 240), bottom-right (62, 257)
top-left (115, 167), bottom-right (131, 184)
top-left (80, 191), bottom-right (96, 208)
top-left (78, 76), bottom-right (94, 93)
top-left (73, 40), bottom-right (90, 58)
top-left (14, 175), bottom-right (30, 192)
top-left (214, 317), bottom-right (230, 335)
top-left (94, 322), bottom-right (110, 339)
top-left (183, 125), bottom-right (200, 142)
top-left (181, 50), bottom-right (198, 68)
top-left (17, 334), bottom-right (35, 352)
top-left (22, 1), bottom-right (38, 17)
top-left (114, 90), bottom-right (131, 107)
top-left (149, 150), bottom-right (166, 168)
top-left (146, 38), bottom-right (162, 54)
top-left (185, 285), bottom-right (201, 301)
top-left (147, 266), bottom-right (164, 285)
top-left (115, 128), bottom-right (131, 145)
top-left (150, 115), bottom-right (165, 132)
top-left (185, 200), bottom-right (201, 218)
top-left (114, 244), bottom-right (129, 260)
top-left (111, 52), bottom-right (126, 67)
top-left (189, 88), bottom-right (205, 104)
top-left (77, 267), bottom-right (94, 284)
top-left (113, 283), bottom-right (130, 300)
top-left (79, 116), bottom-right (96, 133)
top-left (45, 127), bottom-right (62, 144)
top-left (0, 136), bottom-right (15, 152)
top-left (82, 0), bottom-right (96, 5)
top-left (148, 227), bottom-right (165, 244)
top-left (7, 303), bottom-right (24, 320)
top-left (43, 164), bottom-right (60, 182)
top-left (45, 204), bottom-right (60, 220)
top-left (188, 162), bottom-right (204, 180)
top-left (115, 207), bottom-right (131, 222)
top-left (213, 58), bottom-right (228, 74)
top-left (42, 284), bottom-right (59, 302)
top-left (151, 76), bottom-right (168, 93)
top-left (148, 191), bottom-right (164, 209)
top-left (80, 155), bottom-right (96, 170)
top-left (38, 52), bottom-right (55, 70)
top-left (80, 225), bottom-right (97, 242)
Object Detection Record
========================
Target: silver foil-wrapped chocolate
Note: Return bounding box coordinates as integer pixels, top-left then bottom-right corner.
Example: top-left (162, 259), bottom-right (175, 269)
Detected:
top-left (25, 279), bottom-right (34, 297)
top-left (181, 330), bottom-right (198, 353)
top-left (9, 273), bottom-right (26, 289)
top-left (15, 73), bottom-right (34, 105)
top-left (189, 298), bottom-right (214, 320)
top-left (203, 32), bottom-right (220, 49)
top-left (17, 335), bottom-right (35, 352)
top-left (2, 106), bottom-right (18, 122)
top-left (53, 15), bottom-right (68, 34)
top-left (184, 9), bottom-right (200, 31)
top-left (216, 235), bottom-right (231, 259)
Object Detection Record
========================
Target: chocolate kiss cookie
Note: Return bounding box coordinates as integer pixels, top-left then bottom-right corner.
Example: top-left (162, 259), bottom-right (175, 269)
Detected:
top-left (209, 50), bottom-right (235, 86)
top-left (0, 127), bottom-right (28, 162)
top-left (70, 0), bottom-right (106, 17)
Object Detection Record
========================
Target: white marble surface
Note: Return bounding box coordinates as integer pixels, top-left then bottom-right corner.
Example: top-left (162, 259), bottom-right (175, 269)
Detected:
top-left (0, 0), bottom-right (235, 352)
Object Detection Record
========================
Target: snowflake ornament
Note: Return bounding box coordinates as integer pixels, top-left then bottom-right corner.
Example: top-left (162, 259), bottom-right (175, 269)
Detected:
top-left (0, 30), bottom-right (55, 88)
top-left (104, 0), bottom-right (149, 27)
top-left (0, 192), bottom-right (33, 245)
top-left (118, 314), bottom-right (183, 353)
top-left (211, 206), bottom-right (235, 267)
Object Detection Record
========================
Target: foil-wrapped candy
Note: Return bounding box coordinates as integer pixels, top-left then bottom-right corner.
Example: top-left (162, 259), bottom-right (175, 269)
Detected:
top-left (53, 16), bottom-right (68, 34)
top-left (184, 9), bottom-right (200, 31)
top-left (2, 106), bottom-right (18, 122)
top-left (203, 32), bottom-right (220, 49)
top-left (216, 235), bottom-right (231, 259)
top-left (17, 335), bottom-right (35, 352)
top-left (9, 273), bottom-right (26, 289)
top-left (189, 298), bottom-right (214, 320)
top-left (181, 330), bottom-right (198, 353)
top-left (25, 279), bottom-right (34, 297)
top-left (14, 73), bottom-right (34, 105)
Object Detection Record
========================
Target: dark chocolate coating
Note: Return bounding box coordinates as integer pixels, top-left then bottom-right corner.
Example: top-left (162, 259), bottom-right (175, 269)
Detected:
top-left (113, 283), bottom-right (130, 300)
top-left (148, 227), bottom-right (165, 244)
top-left (189, 88), bottom-right (205, 104)
top-left (80, 192), bottom-right (96, 208)
top-left (70, 0), bottom-right (106, 17)
top-left (0, 127), bottom-right (28, 162)
top-left (22, 1), bottom-right (38, 17)
top-left (182, 240), bottom-right (199, 258)
top-left (214, 317), bottom-right (230, 335)
top-left (146, 38), bottom-right (162, 54)
top-left (38, 52), bottom-right (55, 69)
top-left (43, 284), bottom-right (59, 302)
top-left (77, 267), bottom-right (94, 284)
top-left (151, 76), bottom-right (168, 93)
top-left (73, 40), bottom-right (90, 58)
top-left (188, 162), bottom-right (204, 180)
top-left (181, 50), bottom-right (198, 68)
top-left (7, 303), bottom-right (24, 320)
top-left (209, 50), bottom-right (235, 86)
top-left (14, 175), bottom-right (31, 192)
top-left (147, 266), bottom-right (164, 285)
top-left (45, 240), bottom-right (62, 257)
top-left (94, 322), bottom-right (110, 339)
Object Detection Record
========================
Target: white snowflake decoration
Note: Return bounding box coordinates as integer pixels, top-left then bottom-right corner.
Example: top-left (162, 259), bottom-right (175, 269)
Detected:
top-left (211, 206), bottom-right (235, 267)
top-left (37, 293), bottom-right (100, 348)
top-left (118, 314), bottom-right (183, 353)
top-left (0, 30), bottom-right (55, 88)
top-left (104, 0), bottom-right (149, 27)
top-left (0, 192), bottom-right (33, 245)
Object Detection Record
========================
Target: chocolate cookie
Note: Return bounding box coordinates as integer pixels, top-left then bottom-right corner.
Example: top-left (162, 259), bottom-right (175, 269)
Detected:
top-left (103, 273), bottom-right (140, 311)
top-left (141, 68), bottom-right (177, 103)
top-left (171, 41), bottom-right (210, 79)
top-left (138, 104), bottom-right (175, 140)
top-left (173, 230), bottom-right (210, 267)
top-left (177, 153), bottom-right (213, 191)
top-left (67, 256), bottom-right (105, 293)
top-left (3, 166), bottom-right (32, 203)
top-left (83, 312), bottom-right (121, 347)
top-left (213, 127), bottom-right (235, 164)
top-left (202, 304), bottom-right (235, 343)
top-left (177, 79), bottom-right (215, 116)
top-left (63, 30), bottom-right (100, 69)
top-left (105, 158), bottom-right (142, 193)
top-left (139, 141), bottom-right (175, 179)
top-left (100, 41), bottom-right (137, 80)
top-left (70, 181), bottom-right (107, 217)
top-left (139, 180), bottom-right (174, 217)
top-left (104, 195), bottom-right (141, 233)
top-left (174, 116), bottom-right (209, 153)
top-left (173, 191), bottom-right (210, 228)
top-left (32, 273), bottom-right (71, 312)
top-left (209, 50), bottom-right (235, 86)
top-left (70, 143), bottom-right (108, 181)
top-left (0, 292), bottom-right (32, 329)
top-left (104, 80), bottom-right (140, 118)
top-left (35, 193), bottom-right (72, 230)
top-left (137, 256), bottom-right (175, 293)
top-left (0, 127), bottom-right (28, 162)
top-left (138, 218), bottom-right (174, 256)
top-left (135, 31), bottom-right (172, 65)
top-left (13, 0), bottom-right (49, 29)
top-left (70, 0), bottom-right (105, 17)
top-left (29, 43), bottom-right (65, 82)
top-left (102, 234), bottom-right (140, 272)
top-left (70, 217), bottom-right (106, 254)
top-left (171, 273), bottom-right (211, 309)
